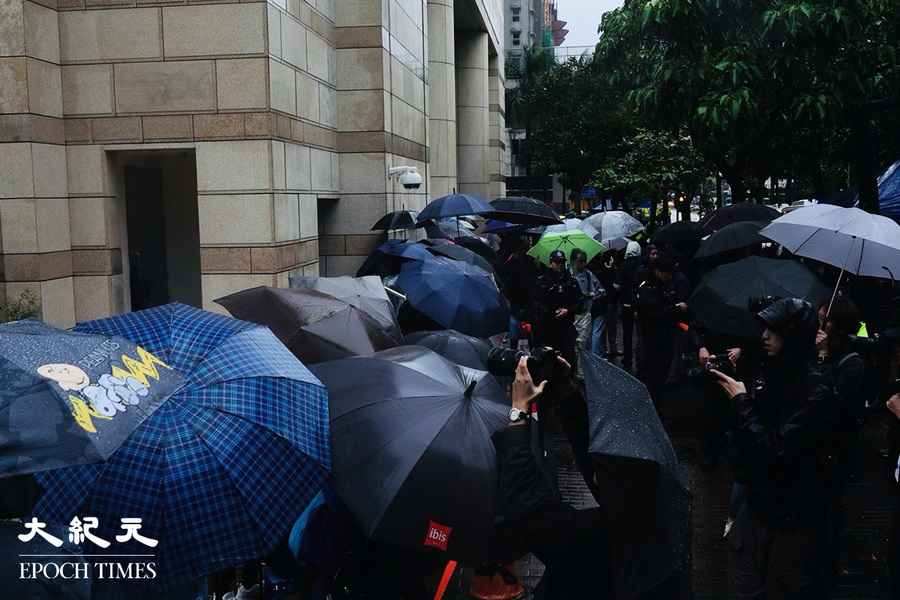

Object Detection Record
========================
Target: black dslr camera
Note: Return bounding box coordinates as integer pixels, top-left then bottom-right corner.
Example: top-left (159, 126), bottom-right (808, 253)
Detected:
top-left (486, 346), bottom-right (562, 384)
top-left (704, 354), bottom-right (735, 378)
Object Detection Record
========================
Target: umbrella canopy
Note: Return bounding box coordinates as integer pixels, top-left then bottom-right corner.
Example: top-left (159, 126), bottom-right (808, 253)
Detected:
top-left (423, 241), bottom-right (497, 278)
top-left (396, 257), bottom-right (508, 338)
top-left (581, 352), bottom-right (690, 599)
top-left (433, 217), bottom-right (481, 239)
top-left (651, 221), bottom-right (704, 245)
top-left (310, 346), bottom-right (508, 561)
top-left (417, 194), bottom-right (493, 223)
top-left (760, 204), bottom-right (900, 279)
top-left (694, 221), bottom-right (766, 259)
top-left (356, 240), bottom-right (433, 278)
top-left (371, 209), bottom-right (419, 231)
top-left (34, 304), bottom-right (330, 587)
top-left (405, 330), bottom-right (492, 370)
top-left (545, 217), bottom-right (595, 236)
top-left (689, 256), bottom-right (830, 339)
top-left (489, 196), bottom-right (562, 225)
top-left (289, 275), bottom-right (402, 343)
top-left (216, 287), bottom-right (398, 364)
top-left (0, 320), bottom-right (182, 477)
top-left (582, 210), bottom-right (645, 244)
top-left (479, 219), bottom-right (531, 235)
top-left (604, 237), bottom-right (630, 252)
top-left (528, 230), bottom-right (606, 266)
top-left (699, 203), bottom-right (780, 232)
top-left (454, 236), bottom-right (500, 266)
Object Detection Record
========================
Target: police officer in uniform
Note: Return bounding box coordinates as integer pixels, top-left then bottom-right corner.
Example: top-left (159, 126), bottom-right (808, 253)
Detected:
top-left (533, 250), bottom-right (583, 367)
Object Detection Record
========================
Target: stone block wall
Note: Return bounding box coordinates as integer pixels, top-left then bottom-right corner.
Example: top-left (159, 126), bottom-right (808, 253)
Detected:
top-left (0, 0), bottom-right (340, 323)
top-left (326, 0), bottom-right (429, 276)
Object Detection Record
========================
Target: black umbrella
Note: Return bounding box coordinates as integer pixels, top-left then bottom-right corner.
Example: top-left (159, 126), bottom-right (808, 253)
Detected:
top-left (489, 197), bottom-right (562, 226)
top-left (689, 256), bottom-right (830, 339)
top-left (216, 287), bottom-right (398, 363)
top-left (289, 275), bottom-right (403, 343)
top-left (454, 236), bottom-right (499, 267)
top-left (356, 240), bottom-right (432, 278)
top-left (420, 241), bottom-right (497, 278)
top-left (371, 210), bottom-right (419, 231)
top-left (310, 346), bottom-right (509, 561)
top-left (699, 203), bottom-right (779, 232)
top-left (405, 330), bottom-right (491, 370)
top-left (417, 194), bottom-right (494, 223)
top-left (581, 352), bottom-right (691, 599)
top-left (694, 221), bottom-right (766, 259)
top-left (651, 221), bottom-right (704, 245)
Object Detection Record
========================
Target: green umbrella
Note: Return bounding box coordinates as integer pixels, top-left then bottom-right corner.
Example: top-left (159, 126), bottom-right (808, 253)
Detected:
top-left (527, 230), bottom-right (606, 266)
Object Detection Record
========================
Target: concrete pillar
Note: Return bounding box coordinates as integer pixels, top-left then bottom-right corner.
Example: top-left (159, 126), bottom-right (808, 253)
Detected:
top-left (0, 0), bottom-right (74, 327)
top-left (427, 0), bottom-right (457, 198)
top-left (488, 52), bottom-right (508, 198)
top-left (455, 31), bottom-right (490, 199)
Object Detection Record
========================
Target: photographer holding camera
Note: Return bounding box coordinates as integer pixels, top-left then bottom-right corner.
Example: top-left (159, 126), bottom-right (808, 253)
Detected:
top-left (489, 356), bottom-right (613, 600)
top-left (710, 298), bottom-right (839, 599)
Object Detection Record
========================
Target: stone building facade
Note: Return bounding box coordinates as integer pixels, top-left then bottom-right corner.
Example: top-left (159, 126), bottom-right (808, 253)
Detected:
top-left (0, 0), bottom-right (506, 327)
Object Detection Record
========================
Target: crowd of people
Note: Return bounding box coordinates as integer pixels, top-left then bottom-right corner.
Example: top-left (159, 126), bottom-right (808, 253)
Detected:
top-left (493, 222), bottom-right (900, 599)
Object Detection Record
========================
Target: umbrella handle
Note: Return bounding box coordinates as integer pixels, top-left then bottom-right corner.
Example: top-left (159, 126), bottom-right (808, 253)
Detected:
top-left (433, 560), bottom-right (457, 600)
top-left (826, 237), bottom-right (856, 317)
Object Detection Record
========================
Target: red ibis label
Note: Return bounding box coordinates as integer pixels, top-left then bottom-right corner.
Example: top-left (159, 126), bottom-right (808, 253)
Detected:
top-left (423, 521), bottom-right (452, 551)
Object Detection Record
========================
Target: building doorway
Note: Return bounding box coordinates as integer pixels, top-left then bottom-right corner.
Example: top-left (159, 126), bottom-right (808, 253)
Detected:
top-left (118, 152), bottom-right (201, 311)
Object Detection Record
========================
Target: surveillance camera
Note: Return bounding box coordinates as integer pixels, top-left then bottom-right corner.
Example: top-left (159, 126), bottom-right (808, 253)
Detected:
top-left (400, 169), bottom-right (423, 190)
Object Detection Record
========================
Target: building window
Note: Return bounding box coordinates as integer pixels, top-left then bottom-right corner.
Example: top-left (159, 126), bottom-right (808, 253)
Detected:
top-left (512, 38), bottom-right (521, 46)
top-left (512, 15), bottom-right (520, 22)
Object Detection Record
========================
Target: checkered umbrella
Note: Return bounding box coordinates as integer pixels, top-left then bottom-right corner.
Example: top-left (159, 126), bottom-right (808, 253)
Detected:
top-left (33, 303), bottom-right (331, 589)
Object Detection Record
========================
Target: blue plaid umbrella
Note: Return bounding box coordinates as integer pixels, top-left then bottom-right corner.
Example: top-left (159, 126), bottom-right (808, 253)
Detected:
top-left (33, 303), bottom-right (330, 588)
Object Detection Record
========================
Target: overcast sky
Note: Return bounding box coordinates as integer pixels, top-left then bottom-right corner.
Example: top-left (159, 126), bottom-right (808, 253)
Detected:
top-left (558, 0), bottom-right (624, 48)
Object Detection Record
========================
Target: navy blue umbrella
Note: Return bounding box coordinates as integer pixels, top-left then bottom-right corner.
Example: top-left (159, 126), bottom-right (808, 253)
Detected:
top-left (416, 194), bottom-right (493, 224)
top-left (33, 304), bottom-right (331, 589)
top-left (396, 257), bottom-right (508, 338)
top-left (480, 220), bottom-right (529, 234)
top-left (356, 240), bottom-right (433, 278)
top-left (0, 320), bottom-right (181, 477)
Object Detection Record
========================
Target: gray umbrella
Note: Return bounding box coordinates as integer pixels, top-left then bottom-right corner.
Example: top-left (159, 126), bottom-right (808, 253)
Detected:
top-left (760, 205), bottom-right (900, 309)
top-left (582, 211), bottom-right (645, 244)
top-left (581, 351), bottom-right (690, 599)
top-left (289, 275), bottom-right (402, 343)
top-left (761, 205), bottom-right (900, 279)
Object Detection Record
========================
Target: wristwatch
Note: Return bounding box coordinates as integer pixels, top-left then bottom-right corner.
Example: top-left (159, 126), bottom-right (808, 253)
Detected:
top-left (509, 407), bottom-right (530, 423)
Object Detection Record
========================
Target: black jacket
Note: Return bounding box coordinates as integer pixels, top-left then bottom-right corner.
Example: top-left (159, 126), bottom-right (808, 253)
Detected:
top-left (500, 253), bottom-right (539, 313)
top-left (490, 425), bottom-right (612, 599)
top-left (732, 365), bottom-right (838, 529)
top-left (618, 256), bottom-right (642, 307)
top-left (533, 269), bottom-right (583, 328)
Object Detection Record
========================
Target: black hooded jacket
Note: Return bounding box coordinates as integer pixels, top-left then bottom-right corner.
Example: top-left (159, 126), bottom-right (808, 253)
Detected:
top-left (732, 299), bottom-right (839, 529)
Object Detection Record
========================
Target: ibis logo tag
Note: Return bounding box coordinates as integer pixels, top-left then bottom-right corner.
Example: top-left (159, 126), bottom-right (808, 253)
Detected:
top-left (423, 521), bottom-right (452, 551)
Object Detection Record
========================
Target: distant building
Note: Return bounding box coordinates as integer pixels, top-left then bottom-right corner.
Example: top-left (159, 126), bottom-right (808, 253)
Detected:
top-left (0, 0), bottom-right (507, 326)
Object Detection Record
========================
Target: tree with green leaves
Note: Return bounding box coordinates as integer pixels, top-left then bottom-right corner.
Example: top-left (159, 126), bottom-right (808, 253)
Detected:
top-left (595, 0), bottom-right (900, 210)
top-left (516, 54), bottom-right (632, 210)
top-left (593, 127), bottom-right (711, 226)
